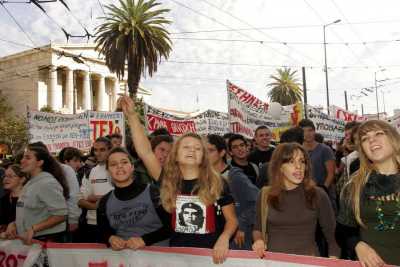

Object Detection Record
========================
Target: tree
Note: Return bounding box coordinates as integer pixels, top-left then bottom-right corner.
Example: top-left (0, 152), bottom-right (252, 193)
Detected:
top-left (267, 68), bottom-right (303, 106)
top-left (95, 0), bottom-right (172, 98)
top-left (0, 91), bottom-right (28, 155)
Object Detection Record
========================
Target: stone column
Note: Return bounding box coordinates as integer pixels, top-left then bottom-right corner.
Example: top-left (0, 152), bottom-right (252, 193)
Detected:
top-left (48, 66), bottom-right (61, 110)
top-left (97, 75), bottom-right (108, 111)
top-left (65, 68), bottom-right (74, 113)
top-left (82, 70), bottom-right (91, 110)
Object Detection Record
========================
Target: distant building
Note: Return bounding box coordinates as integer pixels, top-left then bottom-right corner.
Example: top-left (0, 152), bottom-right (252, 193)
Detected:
top-left (0, 43), bottom-right (151, 116)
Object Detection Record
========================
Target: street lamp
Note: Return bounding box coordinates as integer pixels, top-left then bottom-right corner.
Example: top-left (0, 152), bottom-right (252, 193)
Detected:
top-left (323, 19), bottom-right (341, 115)
top-left (374, 68), bottom-right (386, 119)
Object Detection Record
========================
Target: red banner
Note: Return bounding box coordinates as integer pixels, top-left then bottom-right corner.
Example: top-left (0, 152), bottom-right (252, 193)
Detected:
top-left (146, 114), bottom-right (197, 135)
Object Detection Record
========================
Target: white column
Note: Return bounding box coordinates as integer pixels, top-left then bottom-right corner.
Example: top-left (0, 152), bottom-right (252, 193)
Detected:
top-left (65, 68), bottom-right (74, 113)
top-left (97, 75), bottom-right (108, 111)
top-left (82, 71), bottom-right (91, 110)
top-left (48, 66), bottom-right (61, 110)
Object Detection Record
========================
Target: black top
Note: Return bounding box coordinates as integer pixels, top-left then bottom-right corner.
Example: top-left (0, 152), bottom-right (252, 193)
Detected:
top-left (170, 178), bottom-right (234, 248)
top-left (231, 160), bottom-right (258, 185)
top-left (248, 147), bottom-right (275, 167)
top-left (0, 193), bottom-right (18, 226)
top-left (97, 178), bottom-right (171, 246)
top-left (337, 171), bottom-right (400, 265)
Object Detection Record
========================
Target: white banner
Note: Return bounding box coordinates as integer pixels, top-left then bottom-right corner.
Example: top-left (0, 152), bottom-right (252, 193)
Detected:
top-left (0, 239), bottom-right (42, 267)
top-left (227, 81), bottom-right (302, 139)
top-left (307, 105), bottom-right (345, 144)
top-left (44, 244), bottom-right (367, 267)
top-left (28, 111), bottom-right (125, 153)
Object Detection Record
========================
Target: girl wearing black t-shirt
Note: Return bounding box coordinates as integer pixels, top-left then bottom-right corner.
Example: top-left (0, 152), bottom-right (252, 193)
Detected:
top-left (119, 96), bottom-right (238, 264)
top-left (0, 164), bottom-right (26, 235)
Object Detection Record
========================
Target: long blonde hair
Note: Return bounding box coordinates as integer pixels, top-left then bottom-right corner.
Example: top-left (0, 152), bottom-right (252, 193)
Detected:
top-left (160, 133), bottom-right (223, 212)
top-left (346, 120), bottom-right (400, 227)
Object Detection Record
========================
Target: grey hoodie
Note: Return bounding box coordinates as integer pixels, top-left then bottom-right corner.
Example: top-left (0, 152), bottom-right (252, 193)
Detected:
top-left (16, 171), bottom-right (67, 237)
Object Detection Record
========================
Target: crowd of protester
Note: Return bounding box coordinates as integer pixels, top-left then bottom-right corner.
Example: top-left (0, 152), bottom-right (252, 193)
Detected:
top-left (0, 95), bottom-right (399, 266)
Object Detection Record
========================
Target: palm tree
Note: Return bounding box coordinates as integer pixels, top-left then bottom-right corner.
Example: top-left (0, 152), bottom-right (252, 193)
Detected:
top-left (267, 68), bottom-right (303, 106)
top-left (95, 0), bottom-right (172, 98)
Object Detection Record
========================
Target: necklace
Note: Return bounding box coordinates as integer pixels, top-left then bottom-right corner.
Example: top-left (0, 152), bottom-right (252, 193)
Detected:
top-left (374, 195), bottom-right (400, 231)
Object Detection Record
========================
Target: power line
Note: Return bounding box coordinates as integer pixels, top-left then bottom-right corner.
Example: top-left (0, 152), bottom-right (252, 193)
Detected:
top-left (197, 0), bottom-right (319, 64)
top-left (330, 0), bottom-right (389, 77)
top-left (303, 0), bottom-right (366, 67)
top-left (170, 19), bottom-right (400, 35)
top-left (0, 2), bottom-right (37, 46)
top-left (169, 0), bottom-right (304, 65)
top-left (171, 36), bottom-right (400, 45)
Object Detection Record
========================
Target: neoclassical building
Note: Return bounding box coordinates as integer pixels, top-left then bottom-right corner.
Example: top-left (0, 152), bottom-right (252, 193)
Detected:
top-left (0, 43), bottom-right (151, 116)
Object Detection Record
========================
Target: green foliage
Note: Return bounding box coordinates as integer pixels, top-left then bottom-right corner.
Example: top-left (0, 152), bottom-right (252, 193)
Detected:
top-left (0, 91), bottom-right (28, 155)
top-left (39, 105), bottom-right (55, 113)
top-left (267, 68), bottom-right (303, 106)
top-left (95, 0), bottom-right (172, 97)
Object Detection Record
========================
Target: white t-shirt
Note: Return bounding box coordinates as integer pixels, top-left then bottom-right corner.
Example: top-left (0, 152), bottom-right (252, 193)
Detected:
top-left (341, 151), bottom-right (359, 178)
top-left (78, 164), bottom-right (113, 225)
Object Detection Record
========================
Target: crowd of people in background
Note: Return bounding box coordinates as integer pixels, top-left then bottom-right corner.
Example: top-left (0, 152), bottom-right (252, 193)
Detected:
top-left (0, 95), bottom-right (399, 266)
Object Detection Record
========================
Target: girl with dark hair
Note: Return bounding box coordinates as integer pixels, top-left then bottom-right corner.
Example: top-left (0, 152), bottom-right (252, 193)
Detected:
top-left (4, 144), bottom-right (68, 244)
top-left (0, 164), bottom-right (26, 235)
top-left (252, 143), bottom-right (339, 257)
top-left (97, 147), bottom-right (170, 250)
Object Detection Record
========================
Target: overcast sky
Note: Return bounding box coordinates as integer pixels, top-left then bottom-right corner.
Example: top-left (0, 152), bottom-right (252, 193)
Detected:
top-left (1, 0), bottom-right (400, 116)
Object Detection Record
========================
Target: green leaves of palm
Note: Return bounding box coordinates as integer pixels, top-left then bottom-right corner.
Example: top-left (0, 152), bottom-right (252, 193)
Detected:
top-left (267, 68), bottom-right (303, 106)
top-left (95, 0), bottom-right (172, 97)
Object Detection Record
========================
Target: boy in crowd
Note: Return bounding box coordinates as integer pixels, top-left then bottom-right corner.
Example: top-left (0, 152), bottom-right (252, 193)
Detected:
top-left (78, 137), bottom-right (113, 243)
top-left (248, 126), bottom-right (275, 168)
top-left (228, 134), bottom-right (259, 187)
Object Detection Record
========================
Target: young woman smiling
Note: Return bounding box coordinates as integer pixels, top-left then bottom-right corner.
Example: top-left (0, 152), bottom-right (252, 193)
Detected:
top-left (118, 96), bottom-right (238, 264)
top-left (97, 147), bottom-right (170, 250)
top-left (338, 120), bottom-right (400, 266)
top-left (252, 143), bottom-right (339, 258)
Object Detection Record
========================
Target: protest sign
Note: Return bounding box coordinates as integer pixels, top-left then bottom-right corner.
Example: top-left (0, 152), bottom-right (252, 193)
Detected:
top-left (28, 110), bottom-right (125, 153)
top-left (307, 105), bottom-right (345, 144)
top-left (27, 111), bottom-right (91, 153)
top-left (144, 104), bottom-right (229, 136)
top-left (0, 239), bottom-right (42, 267)
top-left (329, 105), bottom-right (367, 122)
top-left (44, 243), bottom-right (370, 267)
top-left (89, 111), bottom-right (125, 145)
top-left (227, 81), bottom-right (302, 140)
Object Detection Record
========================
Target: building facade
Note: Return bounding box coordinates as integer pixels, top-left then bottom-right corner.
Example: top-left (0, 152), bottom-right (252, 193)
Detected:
top-left (0, 43), bottom-right (151, 116)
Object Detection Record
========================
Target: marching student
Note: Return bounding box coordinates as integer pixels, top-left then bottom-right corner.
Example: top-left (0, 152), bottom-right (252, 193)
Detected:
top-left (337, 120), bottom-right (400, 266)
top-left (252, 143), bottom-right (339, 258)
top-left (97, 147), bottom-right (170, 250)
top-left (5, 144), bottom-right (69, 244)
top-left (78, 137), bottom-right (114, 243)
top-left (119, 96), bottom-right (238, 264)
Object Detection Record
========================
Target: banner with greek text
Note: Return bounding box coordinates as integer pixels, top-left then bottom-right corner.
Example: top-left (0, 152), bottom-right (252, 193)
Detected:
top-left (43, 243), bottom-right (374, 267)
top-left (144, 104), bottom-right (229, 136)
top-left (27, 111), bottom-right (91, 153)
top-left (88, 111), bottom-right (125, 146)
top-left (28, 110), bottom-right (125, 153)
top-left (227, 81), bottom-right (303, 139)
top-left (0, 239), bottom-right (43, 267)
top-left (329, 105), bottom-right (367, 122)
top-left (307, 105), bottom-right (345, 144)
